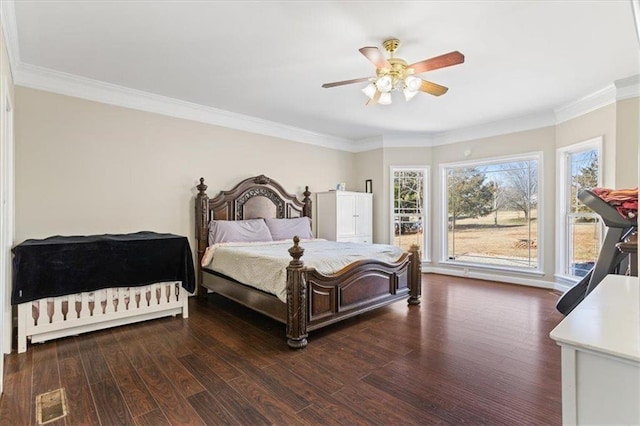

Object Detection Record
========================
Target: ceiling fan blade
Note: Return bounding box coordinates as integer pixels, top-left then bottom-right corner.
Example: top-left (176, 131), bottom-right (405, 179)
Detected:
top-left (420, 80), bottom-right (449, 96)
top-left (322, 77), bottom-right (371, 88)
top-left (359, 46), bottom-right (392, 69)
top-left (366, 90), bottom-right (381, 106)
top-left (409, 51), bottom-right (465, 74)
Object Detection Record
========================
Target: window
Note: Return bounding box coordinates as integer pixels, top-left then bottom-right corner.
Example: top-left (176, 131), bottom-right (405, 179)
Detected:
top-left (442, 154), bottom-right (541, 271)
top-left (391, 167), bottom-right (429, 261)
top-left (557, 138), bottom-right (602, 279)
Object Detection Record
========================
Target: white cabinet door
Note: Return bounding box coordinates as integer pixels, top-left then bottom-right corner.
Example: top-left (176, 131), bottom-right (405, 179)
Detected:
top-left (355, 193), bottom-right (372, 237)
top-left (336, 193), bottom-right (357, 237)
top-left (316, 191), bottom-right (372, 243)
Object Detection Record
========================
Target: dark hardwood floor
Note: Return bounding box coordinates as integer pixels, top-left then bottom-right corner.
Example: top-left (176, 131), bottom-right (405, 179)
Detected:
top-left (0, 275), bottom-right (565, 425)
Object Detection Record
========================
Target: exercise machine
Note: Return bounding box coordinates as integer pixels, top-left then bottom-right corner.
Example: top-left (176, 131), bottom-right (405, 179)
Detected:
top-left (556, 189), bottom-right (637, 315)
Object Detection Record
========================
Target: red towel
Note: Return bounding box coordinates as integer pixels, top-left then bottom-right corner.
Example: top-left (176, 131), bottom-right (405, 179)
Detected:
top-left (591, 187), bottom-right (638, 219)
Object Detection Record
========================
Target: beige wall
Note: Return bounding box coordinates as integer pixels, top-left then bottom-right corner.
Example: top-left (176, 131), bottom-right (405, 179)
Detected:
top-left (556, 103), bottom-right (617, 187)
top-left (353, 148), bottom-right (384, 241)
top-left (553, 99), bottom-right (640, 190)
top-left (14, 87), bottom-right (355, 244)
top-left (615, 98), bottom-right (640, 188)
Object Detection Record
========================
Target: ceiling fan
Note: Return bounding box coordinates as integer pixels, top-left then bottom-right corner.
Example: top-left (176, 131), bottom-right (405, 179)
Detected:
top-left (322, 39), bottom-right (464, 106)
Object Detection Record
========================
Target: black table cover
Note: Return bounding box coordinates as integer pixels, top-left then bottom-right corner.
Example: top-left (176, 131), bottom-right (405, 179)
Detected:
top-left (12, 231), bottom-right (195, 304)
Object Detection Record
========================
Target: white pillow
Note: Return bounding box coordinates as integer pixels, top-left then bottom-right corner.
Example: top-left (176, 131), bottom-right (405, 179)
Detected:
top-left (264, 217), bottom-right (313, 241)
top-left (208, 219), bottom-right (273, 245)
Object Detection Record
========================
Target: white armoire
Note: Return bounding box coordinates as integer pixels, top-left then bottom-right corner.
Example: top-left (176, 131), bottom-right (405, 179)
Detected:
top-left (316, 191), bottom-right (372, 243)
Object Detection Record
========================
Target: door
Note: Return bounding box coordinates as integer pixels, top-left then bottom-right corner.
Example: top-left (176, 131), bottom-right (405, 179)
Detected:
top-left (355, 193), bottom-right (372, 238)
top-left (336, 193), bottom-right (357, 238)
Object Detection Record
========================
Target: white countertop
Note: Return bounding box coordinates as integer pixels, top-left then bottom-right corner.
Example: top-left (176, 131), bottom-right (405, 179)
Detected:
top-left (550, 275), bottom-right (640, 363)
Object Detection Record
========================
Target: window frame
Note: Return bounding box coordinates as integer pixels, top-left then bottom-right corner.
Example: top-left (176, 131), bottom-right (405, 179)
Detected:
top-left (389, 165), bottom-right (430, 262)
top-left (440, 152), bottom-right (544, 274)
top-left (555, 137), bottom-right (603, 282)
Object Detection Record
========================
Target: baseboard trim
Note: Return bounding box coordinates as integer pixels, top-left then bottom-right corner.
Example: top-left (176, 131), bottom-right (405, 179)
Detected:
top-left (423, 266), bottom-right (562, 291)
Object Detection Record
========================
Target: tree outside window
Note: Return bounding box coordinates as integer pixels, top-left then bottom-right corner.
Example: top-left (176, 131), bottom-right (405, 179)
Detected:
top-left (444, 156), bottom-right (540, 270)
top-left (567, 148), bottom-right (600, 277)
top-left (392, 168), bottom-right (428, 259)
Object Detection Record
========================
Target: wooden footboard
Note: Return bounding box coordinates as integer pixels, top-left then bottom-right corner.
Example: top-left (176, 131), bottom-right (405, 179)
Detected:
top-left (285, 237), bottom-right (421, 348)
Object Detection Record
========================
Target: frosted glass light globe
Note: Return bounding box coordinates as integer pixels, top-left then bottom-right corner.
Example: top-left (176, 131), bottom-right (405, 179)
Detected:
top-left (378, 92), bottom-right (392, 105)
top-left (362, 83), bottom-right (377, 99)
top-left (405, 75), bottom-right (422, 91)
top-left (375, 76), bottom-right (393, 93)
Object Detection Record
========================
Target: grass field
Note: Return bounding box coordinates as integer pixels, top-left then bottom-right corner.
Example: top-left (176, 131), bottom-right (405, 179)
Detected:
top-left (394, 210), bottom-right (599, 268)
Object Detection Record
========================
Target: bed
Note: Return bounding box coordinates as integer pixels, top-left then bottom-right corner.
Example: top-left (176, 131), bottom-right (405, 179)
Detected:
top-left (195, 174), bottom-right (421, 348)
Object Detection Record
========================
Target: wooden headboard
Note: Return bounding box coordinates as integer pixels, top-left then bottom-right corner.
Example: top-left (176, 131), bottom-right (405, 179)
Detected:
top-left (194, 174), bottom-right (312, 285)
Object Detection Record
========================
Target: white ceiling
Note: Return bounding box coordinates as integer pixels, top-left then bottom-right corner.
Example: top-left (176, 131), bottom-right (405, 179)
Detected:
top-left (5, 1), bottom-right (640, 146)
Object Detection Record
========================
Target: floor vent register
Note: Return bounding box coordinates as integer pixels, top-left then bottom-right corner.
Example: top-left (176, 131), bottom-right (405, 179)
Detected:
top-left (35, 388), bottom-right (68, 425)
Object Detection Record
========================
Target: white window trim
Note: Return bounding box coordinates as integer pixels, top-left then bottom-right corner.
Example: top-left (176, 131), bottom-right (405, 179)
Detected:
top-left (555, 136), bottom-right (603, 282)
top-left (0, 76), bottom-right (14, 395)
top-left (389, 165), bottom-right (430, 262)
top-left (440, 151), bottom-right (544, 273)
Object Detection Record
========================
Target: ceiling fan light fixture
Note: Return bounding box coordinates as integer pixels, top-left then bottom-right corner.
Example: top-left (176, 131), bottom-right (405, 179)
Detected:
top-left (404, 75), bottom-right (421, 92)
top-left (375, 75), bottom-right (393, 93)
top-left (362, 83), bottom-right (377, 99)
top-left (378, 92), bottom-right (392, 105)
top-left (324, 39), bottom-right (464, 106)
top-left (403, 88), bottom-right (419, 101)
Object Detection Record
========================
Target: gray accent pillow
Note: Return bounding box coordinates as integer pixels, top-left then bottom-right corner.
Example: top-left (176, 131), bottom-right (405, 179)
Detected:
top-left (208, 219), bottom-right (273, 245)
top-left (264, 217), bottom-right (313, 241)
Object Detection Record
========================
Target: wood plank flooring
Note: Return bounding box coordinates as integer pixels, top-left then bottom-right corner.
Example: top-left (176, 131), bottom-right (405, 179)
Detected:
top-left (0, 275), bottom-right (565, 425)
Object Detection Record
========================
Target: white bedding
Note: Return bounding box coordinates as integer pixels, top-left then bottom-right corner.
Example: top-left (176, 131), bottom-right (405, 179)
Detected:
top-left (201, 239), bottom-right (404, 302)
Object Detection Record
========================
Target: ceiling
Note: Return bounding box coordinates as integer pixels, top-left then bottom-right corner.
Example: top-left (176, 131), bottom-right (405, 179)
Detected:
top-left (5, 1), bottom-right (640, 146)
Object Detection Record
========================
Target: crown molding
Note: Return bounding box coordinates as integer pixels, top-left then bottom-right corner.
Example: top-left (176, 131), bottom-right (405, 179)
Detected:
top-left (351, 135), bottom-right (384, 152)
top-left (15, 63), bottom-right (354, 152)
top-left (554, 84), bottom-right (617, 124)
top-left (554, 74), bottom-right (640, 124)
top-left (381, 134), bottom-right (433, 149)
top-left (10, 57), bottom-right (577, 152)
top-left (615, 74), bottom-right (640, 100)
top-left (9, 59), bottom-right (639, 155)
top-left (353, 134), bottom-right (434, 152)
top-left (352, 134), bottom-right (433, 152)
top-left (430, 111), bottom-right (556, 146)
top-left (352, 111), bottom-right (558, 151)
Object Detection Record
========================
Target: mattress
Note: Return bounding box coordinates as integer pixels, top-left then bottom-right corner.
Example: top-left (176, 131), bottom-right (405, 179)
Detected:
top-left (201, 239), bottom-right (404, 302)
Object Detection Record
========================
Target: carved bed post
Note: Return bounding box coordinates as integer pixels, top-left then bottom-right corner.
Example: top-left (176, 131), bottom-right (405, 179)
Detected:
top-left (408, 244), bottom-right (422, 305)
top-left (286, 236), bottom-right (308, 349)
top-left (302, 186), bottom-right (312, 219)
top-left (195, 177), bottom-right (210, 298)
